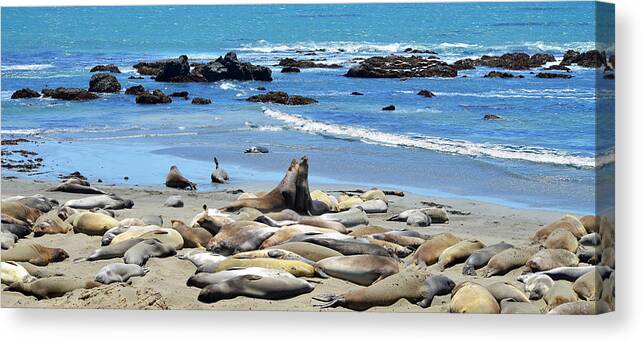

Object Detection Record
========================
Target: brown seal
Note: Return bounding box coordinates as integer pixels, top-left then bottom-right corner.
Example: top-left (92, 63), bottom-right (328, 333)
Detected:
top-left (165, 165), bottom-right (196, 190)
top-left (1, 200), bottom-right (42, 224)
top-left (409, 233), bottom-right (461, 267)
top-left (265, 241), bottom-right (343, 261)
top-left (525, 248), bottom-right (579, 272)
top-left (432, 239), bottom-right (485, 271)
top-left (2, 242), bottom-right (69, 266)
top-left (5, 277), bottom-right (100, 299)
top-left (579, 215), bottom-right (600, 234)
top-left (449, 282), bottom-right (500, 314)
top-left (482, 245), bottom-right (542, 277)
top-left (315, 255), bottom-right (400, 286)
top-left (543, 228), bottom-right (579, 252)
top-left (531, 215), bottom-right (587, 241)
top-left (171, 220), bottom-right (212, 248)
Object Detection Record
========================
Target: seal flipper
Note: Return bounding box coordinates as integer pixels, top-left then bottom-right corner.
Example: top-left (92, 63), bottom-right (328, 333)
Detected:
top-left (312, 294), bottom-right (345, 309)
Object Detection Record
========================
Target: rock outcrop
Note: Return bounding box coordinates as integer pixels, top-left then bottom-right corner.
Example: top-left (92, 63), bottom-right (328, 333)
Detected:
top-left (246, 91), bottom-right (317, 105)
top-left (417, 90), bottom-right (435, 97)
top-left (278, 58), bottom-right (342, 69)
top-left (560, 50), bottom-right (607, 68)
top-left (41, 87), bottom-right (99, 100)
top-left (484, 71), bottom-right (524, 78)
top-left (454, 52), bottom-right (555, 70)
top-left (346, 55), bottom-right (457, 78)
top-left (11, 88), bottom-right (40, 99)
top-left (88, 73), bottom-right (121, 93)
top-left (191, 97), bottom-right (211, 105)
top-left (124, 85), bottom-right (146, 95)
top-left (135, 90), bottom-right (172, 104)
top-left (90, 64), bottom-right (121, 73)
top-left (536, 72), bottom-right (573, 79)
top-left (281, 66), bottom-right (301, 73)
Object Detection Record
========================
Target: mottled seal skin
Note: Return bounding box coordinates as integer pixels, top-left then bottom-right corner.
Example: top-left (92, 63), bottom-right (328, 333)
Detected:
top-left (522, 265), bottom-right (613, 282)
top-left (95, 263), bottom-right (149, 284)
top-left (482, 245), bottom-right (542, 277)
top-left (486, 281), bottom-right (530, 303)
top-left (320, 207), bottom-right (370, 228)
top-left (1, 261), bottom-right (37, 285)
top-left (409, 233), bottom-right (461, 267)
top-left (462, 242), bottom-right (513, 276)
top-left (123, 239), bottom-right (176, 266)
top-left (259, 225), bottom-right (336, 248)
top-left (544, 280), bottom-right (578, 310)
top-left (300, 237), bottom-right (393, 257)
top-left (525, 248), bottom-right (579, 272)
top-left (449, 282), bottom-right (500, 314)
top-left (165, 165), bottom-right (196, 190)
top-left (500, 298), bottom-right (542, 314)
top-left (198, 274), bottom-right (315, 303)
top-left (64, 194), bottom-right (134, 210)
top-left (315, 255), bottom-right (400, 286)
top-left (353, 199), bottom-right (388, 214)
top-left (32, 211), bottom-right (72, 237)
top-left (433, 239), bottom-right (485, 271)
top-left (206, 221), bottom-right (278, 256)
top-left (364, 238), bottom-right (413, 258)
top-left (521, 274), bottom-right (554, 300)
top-left (544, 228), bottom-right (579, 252)
top-left (189, 207), bottom-right (233, 236)
top-left (1, 242), bottom-right (69, 266)
top-left (547, 300), bottom-right (611, 315)
top-left (572, 270), bottom-right (602, 301)
top-left (576, 245), bottom-right (599, 264)
top-left (187, 267), bottom-right (294, 288)
top-left (205, 258), bottom-right (316, 277)
top-left (178, 250), bottom-right (227, 273)
top-left (171, 220), bottom-right (212, 248)
top-left (81, 238), bottom-right (145, 262)
top-left (314, 271), bottom-right (455, 311)
top-left (531, 215), bottom-right (587, 241)
top-left (1, 201), bottom-right (42, 224)
top-left (5, 277), bottom-right (100, 299)
top-left (265, 242), bottom-right (343, 261)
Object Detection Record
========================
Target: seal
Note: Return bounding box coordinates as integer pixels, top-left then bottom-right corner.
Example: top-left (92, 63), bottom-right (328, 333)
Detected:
top-left (300, 237), bottom-right (393, 257)
top-left (1, 231), bottom-right (17, 250)
top-left (432, 239), bottom-right (485, 271)
top-left (544, 280), bottom-right (578, 310)
top-left (368, 231), bottom-right (427, 248)
top-left (211, 157), bottom-right (229, 184)
top-left (348, 226), bottom-right (390, 237)
top-left (572, 269), bottom-right (602, 300)
top-left (525, 248), bottom-right (579, 272)
top-left (363, 237), bottom-right (413, 258)
top-left (188, 205), bottom-right (234, 235)
top-left (259, 225), bottom-right (337, 248)
top-left (110, 226), bottom-right (184, 250)
top-left (95, 263), bottom-right (149, 284)
top-left (203, 257), bottom-right (317, 277)
top-left (1, 242), bottom-right (68, 266)
top-left (482, 245), bottom-right (541, 277)
top-left (1, 200), bottom-right (42, 224)
top-left (409, 233), bottom-right (461, 267)
top-left (206, 221), bottom-right (278, 255)
top-left (197, 274), bottom-right (315, 303)
top-left (49, 180), bottom-right (105, 194)
top-left (315, 255), bottom-right (399, 286)
top-left (178, 250), bottom-right (227, 273)
top-left (388, 207), bottom-right (448, 224)
top-left (500, 298), bottom-right (542, 314)
top-left (462, 242), bottom-right (513, 276)
top-left (547, 300), bottom-right (610, 314)
top-left (230, 248), bottom-right (315, 265)
top-left (310, 190), bottom-right (338, 212)
top-left (171, 220), bottom-right (212, 248)
top-left (9, 195), bottom-right (58, 213)
top-left (265, 241), bottom-right (343, 261)
top-left (314, 271), bottom-right (455, 310)
top-left (72, 211), bottom-right (121, 236)
top-left (600, 271), bottom-right (615, 310)
top-left (449, 282), bottom-right (500, 314)
top-left (64, 194), bottom-right (134, 210)
top-left (543, 228), bottom-right (578, 252)
top-left (337, 195), bottom-right (363, 211)
top-left (579, 215), bottom-right (600, 234)
top-left (5, 277), bottom-right (100, 299)
top-left (32, 211), bottom-right (73, 237)
top-left (353, 199), bottom-right (388, 214)
top-left (187, 267), bottom-right (295, 288)
top-left (521, 274), bottom-right (554, 300)
top-left (101, 226), bottom-right (130, 246)
top-left (79, 238), bottom-right (145, 262)
top-left (165, 165), bottom-right (196, 190)
top-left (1, 261), bottom-right (37, 285)
top-left (123, 239), bottom-right (176, 266)
top-left (531, 215), bottom-right (587, 241)
top-left (521, 265), bottom-right (613, 282)
top-left (486, 281), bottom-right (530, 303)
top-left (320, 207), bottom-right (369, 228)
top-left (2, 214), bottom-right (32, 238)
top-left (579, 232), bottom-right (601, 246)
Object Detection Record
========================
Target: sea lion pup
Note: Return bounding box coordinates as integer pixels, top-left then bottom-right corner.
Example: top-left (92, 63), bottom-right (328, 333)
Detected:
top-left (481, 244), bottom-right (542, 277)
top-left (486, 281), bottom-right (530, 303)
top-left (63, 194), bottom-right (134, 210)
top-left (178, 250), bottom-right (227, 273)
top-left (197, 273), bottom-right (315, 303)
top-left (432, 239), bottom-right (485, 271)
top-left (579, 215), bottom-right (600, 234)
top-left (1, 261), bottom-right (37, 285)
top-left (165, 165), bottom-right (197, 190)
top-left (72, 211), bottom-right (120, 236)
top-left (123, 239), bottom-right (176, 266)
top-left (409, 233), bottom-right (461, 267)
top-left (572, 269), bottom-right (603, 301)
top-left (521, 274), bottom-right (555, 300)
top-left (211, 157), bottom-right (229, 184)
top-left (314, 271), bottom-right (455, 311)
top-left (300, 237), bottom-right (393, 257)
top-left (531, 215), bottom-right (587, 241)
top-left (259, 225), bottom-right (337, 248)
top-left (189, 205), bottom-right (234, 235)
top-left (462, 242), bottom-right (513, 276)
top-left (171, 220), bottom-right (212, 248)
top-left (544, 280), bottom-right (579, 310)
top-left (206, 221), bottom-right (279, 256)
top-left (1, 200), bottom-right (42, 224)
top-left (320, 207), bottom-right (369, 228)
top-left (49, 180), bottom-right (105, 194)
top-left (2, 242), bottom-right (68, 266)
top-left (547, 300), bottom-right (610, 315)
top-left (348, 226), bottom-right (390, 237)
top-left (204, 257), bottom-right (317, 277)
top-left (5, 277), bottom-right (101, 299)
top-left (543, 228), bottom-right (579, 252)
top-left (500, 298), bottom-right (542, 314)
top-left (579, 232), bottom-right (601, 246)
top-left (315, 255), bottom-right (400, 286)
top-left (95, 263), bottom-right (149, 284)
top-left (449, 282), bottom-right (500, 314)
top-left (230, 249), bottom-right (315, 266)
top-left (525, 248), bottom-right (579, 272)
top-left (265, 242), bottom-right (343, 262)
top-left (1, 214), bottom-right (32, 238)
top-left (187, 267), bottom-right (296, 288)
top-left (78, 238), bottom-right (145, 262)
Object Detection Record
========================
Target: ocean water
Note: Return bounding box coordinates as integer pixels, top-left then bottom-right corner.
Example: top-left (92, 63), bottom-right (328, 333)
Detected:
top-left (1, 2), bottom-right (614, 213)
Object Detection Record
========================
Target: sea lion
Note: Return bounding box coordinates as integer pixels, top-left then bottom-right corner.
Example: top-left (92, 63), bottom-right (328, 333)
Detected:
top-left (348, 226), bottom-right (390, 237)
top-left (433, 239), bottom-right (485, 271)
top-left (572, 269), bottom-right (603, 300)
top-left (171, 220), bottom-right (212, 248)
top-left (525, 248), bottom-right (579, 272)
top-left (95, 263), bottom-right (149, 284)
top-left (64, 194), bottom-right (134, 210)
top-left (2, 242), bottom-right (68, 266)
top-left (543, 228), bottom-right (578, 252)
top-left (462, 242), bottom-right (513, 276)
top-left (188, 206), bottom-right (234, 235)
top-left (72, 211), bottom-right (120, 236)
top-left (579, 232), bottom-right (601, 246)
top-left (531, 215), bottom-right (587, 241)
top-left (206, 221), bottom-right (278, 255)
top-left (547, 300), bottom-right (611, 314)
top-left (230, 249), bottom-right (315, 265)
top-left (1, 200), bottom-right (42, 224)
top-left (486, 281), bottom-right (530, 303)
top-left (482, 245), bottom-right (541, 277)
top-left (2, 214), bottom-right (32, 238)
top-left (259, 225), bottom-right (337, 248)
top-left (314, 271), bottom-right (455, 310)
top-left (5, 277), bottom-right (100, 299)
top-left (1, 231), bottom-right (17, 249)
top-left (449, 282), bottom-right (500, 314)
top-left (49, 180), bottom-right (105, 194)
top-left (187, 267), bottom-right (295, 288)
top-left (544, 280), bottom-right (579, 309)
top-left (204, 257), bottom-right (317, 277)
top-left (521, 265), bottom-right (613, 282)
top-left (198, 274), bottom-right (315, 303)
top-left (101, 226), bottom-right (130, 246)
top-left (1, 261), bottom-right (37, 285)
top-left (301, 237), bottom-right (393, 257)
top-left (123, 239), bottom-right (176, 266)
top-left (165, 165), bottom-right (196, 190)
top-left (353, 199), bottom-right (388, 213)
top-left (409, 233), bottom-right (461, 267)
top-left (579, 215), bottom-right (600, 234)
top-left (500, 298), bottom-right (542, 314)
top-left (265, 242), bottom-right (343, 261)
top-left (110, 226), bottom-right (184, 250)
top-left (211, 157), bottom-right (229, 184)
top-left (320, 207), bottom-right (369, 228)
top-left (315, 255), bottom-right (399, 286)
top-left (79, 238), bottom-right (145, 262)
top-left (522, 274), bottom-right (554, 300)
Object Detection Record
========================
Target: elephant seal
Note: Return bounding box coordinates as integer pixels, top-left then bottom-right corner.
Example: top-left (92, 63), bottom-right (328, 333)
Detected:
top-left (522, 274), bottom-right (555, 300)
top-left (1, 261), bottom-right (37, 284)
top-left (165, 165), bottom-right (196, 190)
top-left (1, 231), bottom-right (18, 250)
top-left (49, 180), bottom-right (105, 194)
top-left (301, 237), bottom-right (393, 257)
top-left (368, 231), bottom-right (427, 248)
top-left (123, 239), bottom-right (176, 266)
top-left (315, 255), bottom-right (400, 286)
top-left (72, 211), bottom-right (120, 236)
top-left (188, 206), bottom-right (234, 236)
top-left (95, 263), bottom-right (149, 284)
top-left (543, 228), bottom-right (578, 252)
top-left (110, 226), bottom-right (184, 250)
top-left (2, 242), bottom-right (68, 266)
top-left (79, 238), bottom-right (145, 262)
top-left (320, 207), bottom-right (369, 228)
top-left (1, 200), bottom-right (42, 224)
top-left (388, 208), bottom-right (448, 224)
top-left (2, 214), bottom-right (32, 238)
top-left (5, 277), bottom-right (100, 299)
top-left (187, 267), bottom-right (294, 288)
top-left (178, 250), bottom-right (227, 272)
top-left (462, 242), bottom-right (513, 276)
top-left (353, 199), bottom-right (388, 214)
top-left (544, 280), bottom-right (578, 309)
top-left (364, 238), bottom-right (413, 258)
top-left (198, 274), bottom-right (315, 303)
top-left (259, 225), bottom-right (337, 248)
top-left (101, 226), bottom-right (130, 246)
top-left (531, 215), bottom-right (587, 241)
top-left (310, 190), bottom-right (338, 212)
top-left (482, 245), bottom-right (542, 277)
top-left (171, 220), bottom-right (212, 248)
top-left (525, 248), bottom-right (579, 272)
top-left (576, 245), bottom-right (598, 264)
top-left (265, 242), bottom-right (343, 261)
top-left (211, 157), bottom-right (229, 184)
top-left (348, 226), bottom-right (390, 237)
top-left (520, 265), bottom-right (613, 282)
top-left (409, 233), bottom-right (461, 267)
top-left (449, 282), bottom-right (500, 314)
top-left (164, 195), bottom-right (184, 208)
top-left (337, 195), bottom-right (363, 211)
top-left (579, 215), bottom-right (600, 234)
top-left (230, 249), bottom-right (315, 265)
top-left (359, 189), bottom-right (387, 202)
top-left (486, 281), bottom-right (530, 303)
top-left (547, 300), bottom-right (610, 314)
top-left (500, 298), bottom-right (542, 314)
top-left (206, 221), bottom-right (278, 255)
top-left (64, 194), bottom-right (133, 210)
top-left (32, 211), bottom-right (73, 237)
top-left (204, 258), bottom-right (316, 277)
top-left (8, 195), bottom-right (57, 213)
top-left (579, 232), bottom-right (601, 246)
top-left (314, 271), bottom-right (455, 310)
top-left (142, 214), bottom-right (164, 227)
top-left (433, 239), bottom-right (485, 271)
top-left (572, 269), bottom-right (602, 300)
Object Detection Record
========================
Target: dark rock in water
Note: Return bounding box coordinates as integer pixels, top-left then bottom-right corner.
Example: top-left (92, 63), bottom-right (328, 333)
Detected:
top-left (453, 58), bottom-right (477, 70)
top-left (90, 64), bottom-right (121, 73)
top-left (530, 53), bottom-right (557, 66)
top-left (454, 52), bottom-right (555, 71)
top-left (170, 91), bottom-right (189, 98)
top-left (603, 73), bottom-right (615, 80)
top-left (544, 64), bottom-right (571, 71)
top-left (197, 52), bottom-right (272, 82)
top-left (11, 88), bottom-right (40, 99)
top-left (191, 97), bottom-right (211, 105)
top-left (403, 47), bottom-right (437, 54)
top-left (417, 90), bottom-right (435, 97)
top-left (257, 87), bottom-right (267, 91)
top-left (135, 90), bottom-right (172, 104)
top-left (42, 87), bottom-right (99, 101)
top-left (560, 49), bottom-right (606, 68)
top-left (244, 146), bottom-right (269, 154)
top-left (155, 55), bottom-right (192, 82)
top-left (382, 105), bottom-right (396, 111)
top-left (483, 114), bottom-right (501, 120)
top-left (281, 66), bottom-right (301, 73)
top-left (351, 91), bottom-right (364, 96)
top-left (133, 60), bottom-right (166, 76)
top-left (125, 85), bottom-right (146, 95)
top-left (128, 76), bottom-right (144, 79)
top-left (346, 55), bottom-right (457, 78)
top-left (246, 91), bottom-right (317, 105)
top-left (483, 71), bottom-right (523, 78)
top-left (536, 72), bottom-right (573, 79)
top-left (278, 58), bottom-right (342, 69)
top-left (89, 73), bottom-right (121, 93)
top-left (609, 55), bottom-right (615, 68)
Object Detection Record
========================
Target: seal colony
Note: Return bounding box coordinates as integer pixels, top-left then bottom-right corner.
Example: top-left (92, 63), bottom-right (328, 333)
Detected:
top-left (0, 157), bottom-right (614, 314)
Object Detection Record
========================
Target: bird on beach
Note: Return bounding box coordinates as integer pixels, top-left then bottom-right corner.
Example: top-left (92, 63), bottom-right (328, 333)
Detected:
top-left (211, 157), bottom-right (229, 184)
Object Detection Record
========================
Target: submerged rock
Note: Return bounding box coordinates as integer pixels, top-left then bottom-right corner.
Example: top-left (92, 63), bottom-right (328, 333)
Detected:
top-left (351, 91), bottom-right (364, 96)
top-left (11, 88), bottom-right (40, 99)
top-left (403, 47), bottom-right (437, 54)
top-left (382, 105), bottom-right (396, 111)
top-left (278, 58), bottom-right (342, 69)
top-left (484, 71), bottom-right (523, 78)
top-left (90, 64), bottom-right (121, 73)
top-left (191, 97), bottom-right (211, 105)
top-left (246, 91), bottom-right (317, 105)
top-left (125, 85), bottom-right (146, 95)
top-left (536, 72), bottom-right (573, 79)
top-left (281, 66), bottom-right (301, 73)
top-left (41, 87), bottom-right (99, 101)
top-left (195, 52), bottom-right (272, 82)
top-left (346, 55), bottom-right (457, 78)
top-left (417, 89), bottom-right (435, 97)
top-left (89, 73), bottom-right (121, 93)
top-left (170, 91), bottom-right (189, 98)
top-left (544, 64), bottom-right (571, 71)
top-left (483, 114), bottom-right (501, 120)
top-left (135, 90), bottom-right (172, 104)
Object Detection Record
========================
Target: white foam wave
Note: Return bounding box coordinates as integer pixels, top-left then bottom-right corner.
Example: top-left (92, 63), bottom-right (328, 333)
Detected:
top-left (219, 82), bottom-right (239, 90)
top-left (71, 132), bottom-right (198, 141)
top-left (263, 108), bottom-right (595, 169)
top-left (1, 63), bottom-right (54, 71)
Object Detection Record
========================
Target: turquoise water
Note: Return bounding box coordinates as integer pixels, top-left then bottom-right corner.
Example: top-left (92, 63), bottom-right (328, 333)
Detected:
top-left (1, 2), bottom-right (614, 213)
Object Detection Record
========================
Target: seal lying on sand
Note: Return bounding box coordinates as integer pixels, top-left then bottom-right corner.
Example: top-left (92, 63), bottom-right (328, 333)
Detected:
top-left (95, 263), bottom-right (149, 284)
top-left (300, 237), bottom-right (393, 257)
top-left (72, 212), bottom-right (120, 236)
top-left (265, 242), bottom-right (343, 261)
top-left (409, 233), bottom-right (461, 267)
top-left (203, 258), bottom-right (317, 277)
top-left (462, 242), bottom-right (513, 276)
top-left (481, 245), bottom-right (542, 277)
top-left (1, 261), bottom-right (37, 285)
top-left (206, 221), bottom-right (278, 256)
top-left (547, 300), bottom-right (610, 314)
top-left (432, 239), bottom-right (485, 271)
top-left (211, 157), bottom-right (229, 184)
top-left (230, 249), bottom-right (315, 265)
top-left (197, 274), bottom-right (315, 303)
top-left (79, 238), bottom-right (145, 262)
top-left (171, 220), bottom-right (212, 248)
top-left (123, 239), bottom-right (176, 266)
top-left (5, 277), bottom-right (101, 299)
top-left (315, 255), bottom-right (399, 286)
top-left (525, 248), bottom-right (579, 272)
top-left (320, 207), bottom-right (369, 228)
top-left (2, 242), bottom-right (69, 266)
top-left (178, 250), bottom-right (227, 273)
top-left (1, 200), bottom-right (42, 224)
top-left (2, 214), bottom-right (32, 238)
top-left (449, 282), bottom-right (500, 314)
top-left (49, 180), bottom-right (105, 194)
top-left (187, 267), bottom-right (294, 288)
top-left (64, 194), bottom-right (134, 210)
top-left (165, 165), bottom-right (196, 190)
